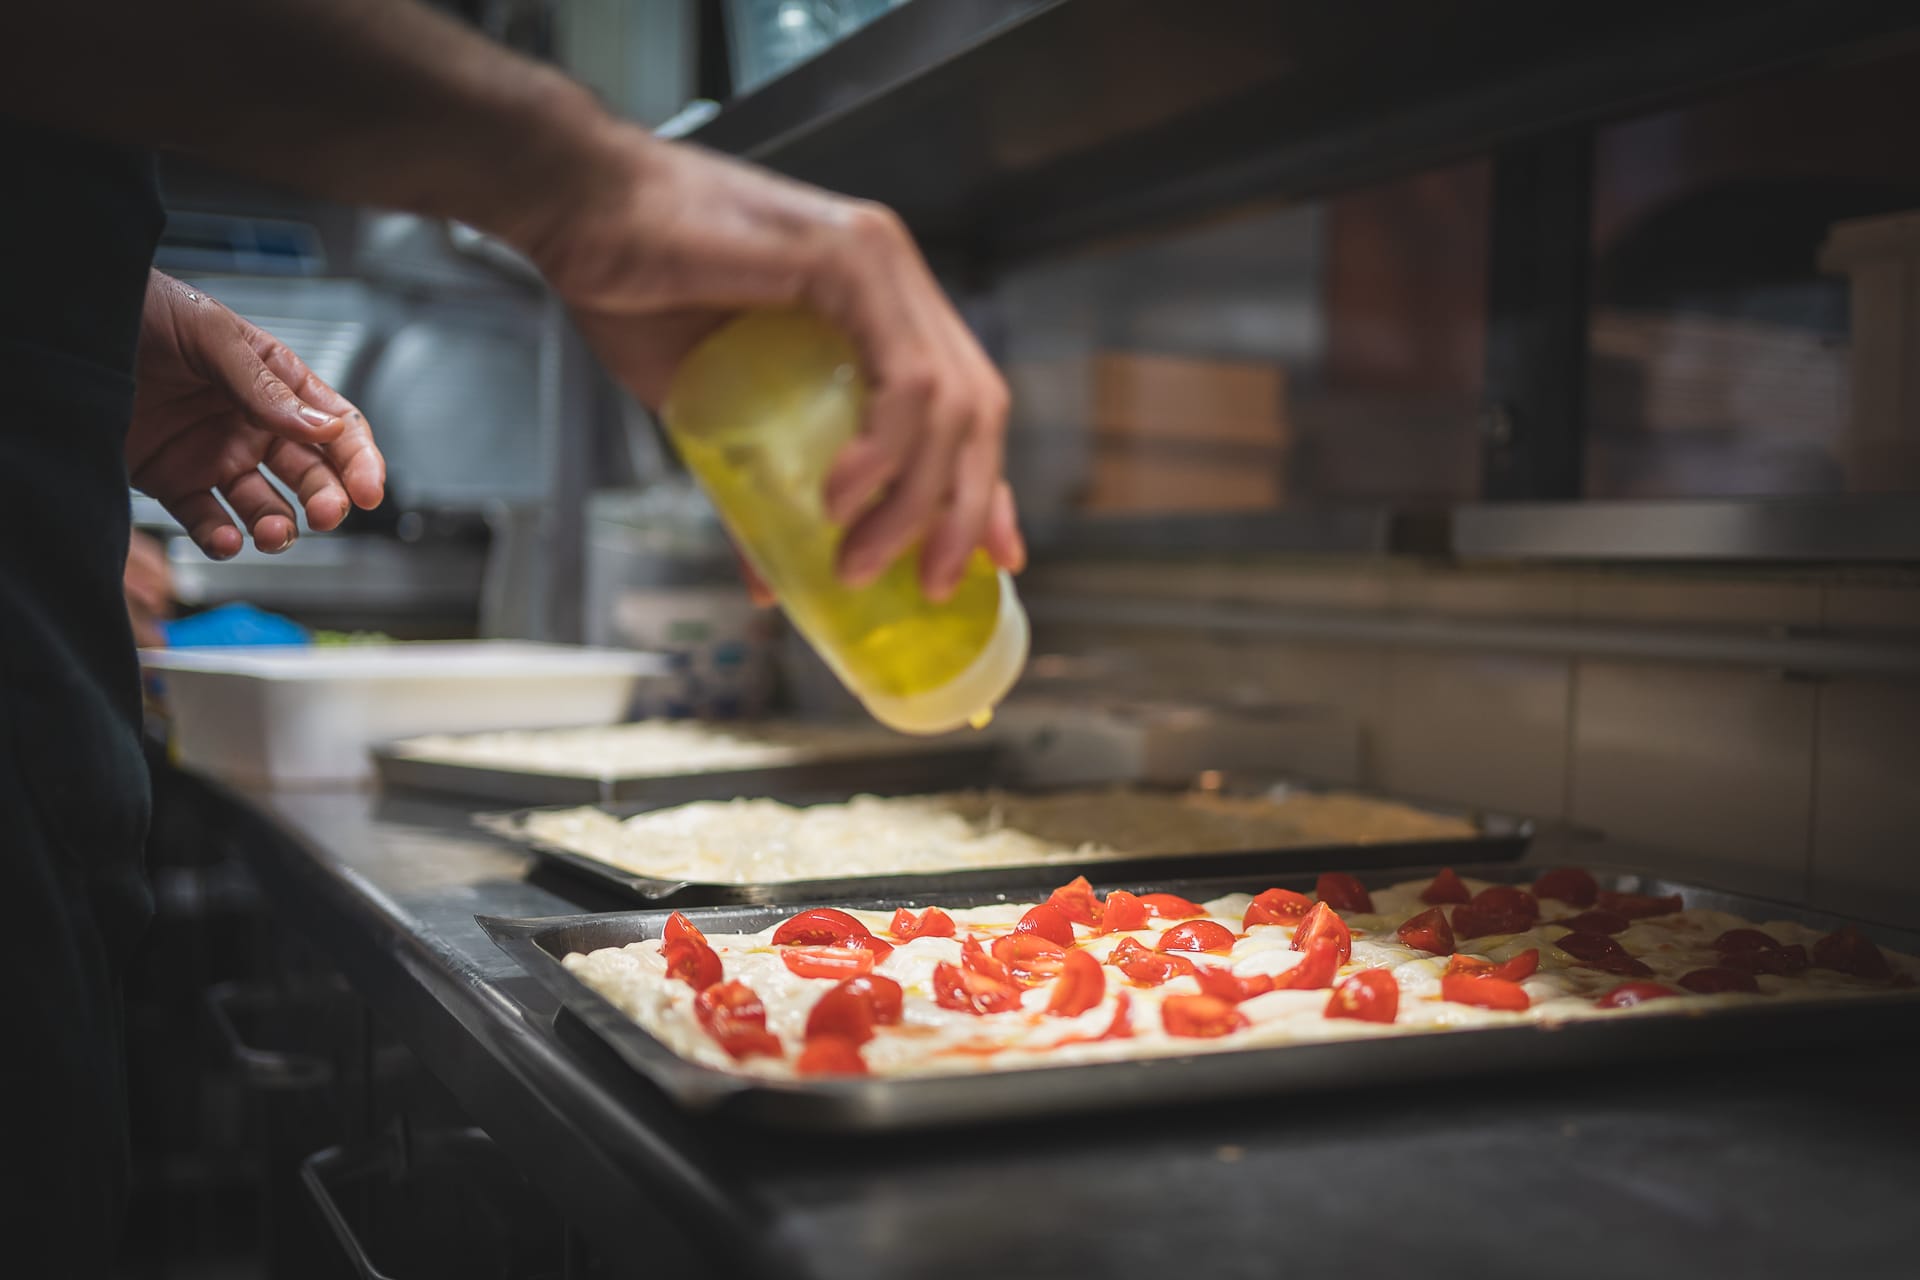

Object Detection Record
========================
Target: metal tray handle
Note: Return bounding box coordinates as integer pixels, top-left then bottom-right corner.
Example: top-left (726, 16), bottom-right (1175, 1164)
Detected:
top-left (205, 981), bottom-right (334, 1092)
top-left (300, 1145), bottom-right (398, 1280)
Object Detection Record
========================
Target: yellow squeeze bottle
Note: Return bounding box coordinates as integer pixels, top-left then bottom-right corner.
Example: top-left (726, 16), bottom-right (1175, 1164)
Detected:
top-left (660, 309), bottom-right (1028, 735)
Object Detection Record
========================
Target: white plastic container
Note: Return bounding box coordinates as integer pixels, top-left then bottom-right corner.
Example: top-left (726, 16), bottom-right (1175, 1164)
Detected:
top-left (141, 642), bottom-right (667, 788)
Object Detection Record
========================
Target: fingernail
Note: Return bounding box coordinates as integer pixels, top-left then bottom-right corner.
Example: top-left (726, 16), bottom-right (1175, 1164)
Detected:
top-left (298, 405), bottom-right (338, 429)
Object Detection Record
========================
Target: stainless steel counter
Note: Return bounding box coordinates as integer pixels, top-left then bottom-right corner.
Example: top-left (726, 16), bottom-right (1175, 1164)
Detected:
top-left (224, 785), bottom-right (1920, 1279)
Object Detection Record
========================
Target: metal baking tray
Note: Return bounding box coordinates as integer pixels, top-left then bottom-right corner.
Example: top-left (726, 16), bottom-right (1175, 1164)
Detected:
top-left (481, 863), bottom-right (1920, 1132)
top-left (480, 782), bottom-right (1533, 907)
top-left (374, 730), bottom-right (999, 807)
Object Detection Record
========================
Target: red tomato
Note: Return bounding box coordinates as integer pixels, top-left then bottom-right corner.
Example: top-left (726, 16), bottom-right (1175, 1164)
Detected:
top-left (991, 932), bottom-right (1068, 984)
top-left (1108, 936), bottom-right (1196, 986)
top-left (960, 936), bottom-right (1016, 985)
top-left (1140, 893), bottom-right (1209, 920)
top-left (932, 961), bottom-right (1024, 1015)
top-left (663, 911), bottom-right (708, 949)
top-left (795, 1035), bottom-right (867, 1076)
top-left (1440, 974), bottom-right (1530, 1011)
top-left (1811, 926), bottom-right (1893, 981)
top-left (1015, 902), bottom-right (1077, 947)
top-left (1396, 907), bottom-right (1456, 955)
top-left (1046, 876), bottom-right (1104, 927)
top-left (1713, 927), bottom-right (1785, 956)
top-left (1554, 930), bottom-right (1652, 977)
top-left (888, 906), bottom-right (956, 941)
top-left (1045, 948), bottom-right (1107, 1017)
top-left (1242, 887), bottom-right (1313, 927)
top-left (837, 974), bottom-right (904, 1026)
top-left (1161, 994), bottom-right (1248, 1038)
top-left (1096, 990), bottom-right (1134, 1040)
top-left (1192, 965), bottom-right (1276, 1003)
top-left (845, 932), bottom-right (895, 963)
top-left (1723, 944), bottom-right (1810, 977)
top-left (1595, 890), bottom-right (1685, 920)
top-left (1447, 949), bottom-right (1540, 983)
top-left (1273, 938), bottom-right (1343, 991)
top-left (1595, 981), bottom-right (1679, 1009)
top-left (1156, 919), bottom-right (1237, 954)
top-left (805, 983), bottom-right (878, 1045)
top-left (1324, 970), bottom-right (1399, 1023)
top-left (663, 938), bottom-right (723, 991)
top-left (1290, 901), bottom-right (1353, 967)
top-left (1419, 867), bottom-right (1472, 905)
top-left (1555, 909), bottom-right (1631, 936)
top-left (1097, 889), bottom-right (1151, 934)
top-left (780, 946), bottom-right (876, 981)
top-left (772, 908), bottom-right (871, 946)
top-left (1679, 966), bottom-right (1760, 994)
top-left (1531, 867), bottom-right (1599, 907)
top-left (694, 981), bottom-right (784, 1059)
top-left (1471, 885), bottom-right (1540, 928)
top-left (1315, 871), bottom-right (1373, 913)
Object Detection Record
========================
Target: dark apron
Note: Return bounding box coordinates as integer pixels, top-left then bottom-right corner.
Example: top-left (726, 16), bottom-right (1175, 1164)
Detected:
top-left (0, 122), bottom-right (163, 1274)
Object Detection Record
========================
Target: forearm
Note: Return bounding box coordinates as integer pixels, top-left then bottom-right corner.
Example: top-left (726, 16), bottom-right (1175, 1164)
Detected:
top-left (0, 0), bottom-right (636, 248)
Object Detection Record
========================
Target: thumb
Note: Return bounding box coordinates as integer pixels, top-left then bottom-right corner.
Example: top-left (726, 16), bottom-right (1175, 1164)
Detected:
top-left (199, 312), bottom-right (344, 445)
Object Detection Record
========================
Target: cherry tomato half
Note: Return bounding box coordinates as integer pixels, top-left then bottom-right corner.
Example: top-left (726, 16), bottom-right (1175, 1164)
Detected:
top-left (1419, 867), bottom-right (1472, 905)
top-left (773, 908), bottom-right (871, 947)
top-left (1161, 994), bottom-right (1248, 1039)
top-left (663, 938), bottom-right (724, 992)
top-left (780, 946), bottom-right (876, 981)
top-left (1595, 981), bottom-right (1679, 1009)
top-left (694, 981), bottom-right (783, 1059)
top-left (1315, 871), bottom-right (1373, 913)
top-left (1811, 926), bottom-right (1894, 981)
top-left (1722, 944), bottom-right (1810, 977)
top-left (961, 935), bottom-right (1015, 985)
top-left (1046, 876), bottom-right (1104, 927)
top-left (1243, 887), bottom-right (1313, 928)
top-left (1045, 948), bottom-right (1107, 1017)
top-left (991, 932), bottom-right (1068, 984)
top-left (1273, 937), bottom-right (1342, 991)
top-left (1440, 973), bottom-right (1530, 1011)
top-left (932, 960), bottom-right (1023, 1015)
top-left (837, 973), bottom-right (904, 1027)
top-left (1531, 867), bottom-right (1599, 907)
top-left (663, 911), bottom-right (708, 949)
top-left (1471, 885), bottom-right (1540, 928)
top-left (1015, 902), bottom-right (1077, 947)
top-left (1553, 931), bottom-right (1651, 977)
top-left (1396, 906), bottom-right (1456, 955)
top-left (795, 1035), bottom-right (867, 1076)
top-left (1097, 889), bottom-right (1151, 934)
top-left (1157, 919), bottom-right (1237, 954)
top-left (805, 983), bottom-right (877, 1045)
top-left (888, 906), bottom-right (957, 942)
top-left (1192, 965), bottom-right (1275, 1003)
top-left (1291, 901), bottom-right (1353, 967)
top-left (1594, 890), bottom-right (1685, 920)
top-left (1446, 949), bottom-right (1540, 983)
top-left (1324, 970), bottom-right (1399, 1023)
top-left (1108, 936), bottom-right (1195, 986)
top-left (1139, 893), bottom-right (1208, 920)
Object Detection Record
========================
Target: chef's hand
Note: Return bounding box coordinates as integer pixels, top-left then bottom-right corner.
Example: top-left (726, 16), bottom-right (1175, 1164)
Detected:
top-left (125, 271), bottom-right (386, 559)
top-left (514, 137), bottom-right (1025, 602)
top-left (124, 529), bottom-right (173, 648)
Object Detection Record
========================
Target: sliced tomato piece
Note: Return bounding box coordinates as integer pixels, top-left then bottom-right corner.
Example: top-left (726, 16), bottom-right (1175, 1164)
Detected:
top-left (1811, 925), bottom-right (1893, 981)
top-left (1242, 887), bottom-right (1314, 928)
top-left (845, 933), bottom-right (895, 964)
top-left (991, 932), bottom-right (1068, 985)
top-left (772, 907), bottom-right (871, 946)
top-left (932, 960), bottom-right (1024, 1015)
top-left (1324, 970), bottom-right (1399, 1023)
top-left (1015, 902), bottom-right (1077, 947)
top-left (1595, 981), bottom-right (1680, 1009)
top-left (1096, 990), bottom-right (1133, 1040)
top-left (1045, 948), bottom-right (1107, 1017)
top-left (1107, 936), bottom-right (1196, 986)
top-left (663, 911), bottom-right (708, 949)
top-left (1470, 885), bottom-right (1540, 928)
top-left (1272, 938), bottom-right (1343, 991)
top-left (837, 974), bottom-right (904, 1027)
top-left (1396, 906), bottom-right (1456, 955)
top-left (1315, 871), bottom-right (1373, 913)
top-left (1419, 867), bottom-right (1472, 905)
top-left (960, 935), bottom-right (1015, 985)
top-left (1713, 927), bottom-right (1786, 956)
top-left (1097, 889), bottom-right (1151, 934)
top-left (1192, 965), bottom-right (1276, 1003)
top-left (1594, 889), bottom-right (1685, 920)
top-left (1447, 948), bottom-right (1540, 983)
top-left (1161, 994), bottom-right (1248, 1038)
top-left (1554, 930), bottom-right (1652, 977)
top-left (805, 983), bottom-right (878, 1045)
top-left (781, 945), bottom-right (875, 981)
top-left (795, 1035), bottom-right (868, 1076)
top-left (1139, 892), bottom-right (1208, 920)
top-left (663, 938), bottom-right (723, 991)
top-left (1440, 973), bottom-right (1530, 1011)
top-left (1156, 919), bottom-right (1237, 954)
top-left (1679, 966), bottom-right (1760, 994)
top-left (1723, 944), bottom-right (1810, 977)
top-left (888, 906), bottom-right (956, 942)
top-left (1555, 909), bottom-right (1631, 936)
top-left (694, 981), bottom-right (783, 1059)
top-left (1290, 901), bottom-right (1353, 967)
top-left (1046, 875), bottom-right (1104, 927)
top-left (1531, 867), bottom-right (1599, 907)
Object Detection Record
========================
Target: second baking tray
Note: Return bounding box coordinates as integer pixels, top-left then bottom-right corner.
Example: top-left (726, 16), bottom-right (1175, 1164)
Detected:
top-left (481, 783), bottom-right (1534, 907)
top-left (481, 863), bottom-right (1920, 1132)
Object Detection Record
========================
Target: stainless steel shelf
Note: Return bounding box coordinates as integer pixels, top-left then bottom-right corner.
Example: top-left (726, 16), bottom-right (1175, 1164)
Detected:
top-left (1454, 498), bottom-right (1920, 563)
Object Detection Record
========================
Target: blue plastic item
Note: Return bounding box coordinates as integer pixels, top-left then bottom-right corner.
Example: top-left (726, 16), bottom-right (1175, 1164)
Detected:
top-left (159, 603), bottom-right (311, 649)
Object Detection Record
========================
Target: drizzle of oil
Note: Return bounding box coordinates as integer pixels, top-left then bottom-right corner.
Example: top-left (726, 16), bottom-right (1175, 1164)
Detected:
top-left (968, 708), bottom-right (994, 731)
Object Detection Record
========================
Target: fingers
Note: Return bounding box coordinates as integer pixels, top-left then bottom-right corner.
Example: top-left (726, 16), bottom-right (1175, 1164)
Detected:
top-left (164, 490), bottom-right (243, 561)
top-left (220, 469), bottom-right (300, 553)
top-left (190, 310), bottom-right (344, 448)
top-left (246, 324), bottom-right (387, 514)
top-left (983, 480), bottom-right (1027, 573)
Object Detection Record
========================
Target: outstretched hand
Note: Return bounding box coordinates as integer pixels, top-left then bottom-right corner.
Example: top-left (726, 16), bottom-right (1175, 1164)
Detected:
top-left (125, 271), bottom-right (386, 559)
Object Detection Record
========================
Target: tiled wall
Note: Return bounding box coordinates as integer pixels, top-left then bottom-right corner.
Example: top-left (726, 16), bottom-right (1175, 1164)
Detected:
top-left (1025, 560), bottom-right (1920, 925)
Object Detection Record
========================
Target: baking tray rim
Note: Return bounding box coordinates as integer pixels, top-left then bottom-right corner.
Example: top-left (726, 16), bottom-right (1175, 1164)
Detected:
top-left (479, 861), bottom-right (1920, 1132)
